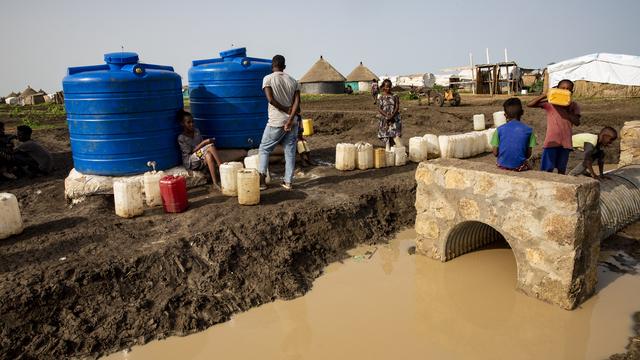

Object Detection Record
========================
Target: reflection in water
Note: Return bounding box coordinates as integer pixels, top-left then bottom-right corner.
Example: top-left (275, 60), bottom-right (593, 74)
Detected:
top-left (105, 229), bottom-right (640, 360)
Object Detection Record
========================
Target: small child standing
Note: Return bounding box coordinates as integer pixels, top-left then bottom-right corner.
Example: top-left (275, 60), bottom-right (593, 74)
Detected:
top-left (177, 110), bottom-right (223, 192)
top-left (296, 115), bottom-right (315, 167)
top-left (491, 98), bottom-right (537, 171)
top-left (377, 79), bottom-right (403, 151)
top-left (371, 79), bottom-right (379, 105)
top-left (527, 79), bottom-right (581, 174)
top-left (568, 127), bottom-right (617, 179)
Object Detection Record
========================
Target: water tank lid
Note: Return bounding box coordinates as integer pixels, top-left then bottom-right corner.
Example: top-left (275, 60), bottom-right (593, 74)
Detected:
top-left (104, 52), bottom-right (140, 65)
top-left (219, 48), bottom-right (247, 58)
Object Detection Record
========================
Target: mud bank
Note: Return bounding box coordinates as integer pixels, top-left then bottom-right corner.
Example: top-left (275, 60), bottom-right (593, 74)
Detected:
top-left (0, 167), bottom-right (416, 359)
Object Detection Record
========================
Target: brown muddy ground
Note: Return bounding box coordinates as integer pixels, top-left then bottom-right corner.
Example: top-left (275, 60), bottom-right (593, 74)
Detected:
top-left (0, 94), bottom-right (639, 359)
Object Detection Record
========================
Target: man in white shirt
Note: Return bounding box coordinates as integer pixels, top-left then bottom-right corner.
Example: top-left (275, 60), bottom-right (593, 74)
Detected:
top-left (259, 55), bottom-right (301, 190)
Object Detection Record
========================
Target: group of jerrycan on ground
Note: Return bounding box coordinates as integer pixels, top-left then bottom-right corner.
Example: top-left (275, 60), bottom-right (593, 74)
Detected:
top-left (98, 118), bottom-right (316, 219)
top-left (114, 162), bottom-right (262, 219)
top-left (334, 111), bottom-right (506, 172)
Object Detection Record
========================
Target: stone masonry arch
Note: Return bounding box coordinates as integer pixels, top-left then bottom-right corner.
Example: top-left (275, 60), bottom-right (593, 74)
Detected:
top-left (415, 159), bottom-right (601, 310)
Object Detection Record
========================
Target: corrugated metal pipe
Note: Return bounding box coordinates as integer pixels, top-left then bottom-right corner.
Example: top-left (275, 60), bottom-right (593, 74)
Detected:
top-left (599, 165), bottom-right (640, 240)
top-left (445, 221), bottom-right (505, 261)
top-left (444, 165), bottom-right (640, 260)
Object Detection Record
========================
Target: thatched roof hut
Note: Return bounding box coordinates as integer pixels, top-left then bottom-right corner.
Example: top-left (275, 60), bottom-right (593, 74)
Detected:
top-left (345, 62), bottom-right (379, 92)
top-left (299, 56), bottom-right (346, 94)
top-left (346, 62), bottom-right (379, 82)
top-left (19, 86), bottom-right (37, 99)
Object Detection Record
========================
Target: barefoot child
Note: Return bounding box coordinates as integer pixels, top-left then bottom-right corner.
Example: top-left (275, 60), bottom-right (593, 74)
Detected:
top-left (527, 79), bottom-right (581, 174)
top-left (377, 79), bottom-right (403, 151)
top-left (569, 127), bottom-right (617, 179)
top-left (177, 110), bottom-right (223, 192)
top-left (491, 98), bottom-right (536, 171)
top-left (295, 116), bottom-right (316, 167)
top-left (371, 79), bottom-right (379, 104)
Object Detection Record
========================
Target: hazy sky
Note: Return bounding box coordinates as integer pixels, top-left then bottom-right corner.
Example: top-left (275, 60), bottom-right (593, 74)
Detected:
top-left (1, 0), bottom-right (639, 95)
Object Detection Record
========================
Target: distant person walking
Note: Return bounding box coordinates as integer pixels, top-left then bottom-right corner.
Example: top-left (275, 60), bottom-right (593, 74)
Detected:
top-left (371, 79), bottom-right (379, 104)
top-left (259, 55), bottom-right (301, 190)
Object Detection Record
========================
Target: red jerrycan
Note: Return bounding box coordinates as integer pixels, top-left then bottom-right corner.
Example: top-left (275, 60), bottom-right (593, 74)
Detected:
top-left (159, 175), bottom-right (188, 213)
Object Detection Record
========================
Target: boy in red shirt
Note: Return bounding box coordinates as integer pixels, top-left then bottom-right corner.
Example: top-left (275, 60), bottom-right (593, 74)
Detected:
top-left (527, 79), bottom-right (581, 174)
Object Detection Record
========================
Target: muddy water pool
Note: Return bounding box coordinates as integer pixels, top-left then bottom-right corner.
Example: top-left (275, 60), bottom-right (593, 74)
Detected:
top-left (104, 229), bottom-right (640, 360)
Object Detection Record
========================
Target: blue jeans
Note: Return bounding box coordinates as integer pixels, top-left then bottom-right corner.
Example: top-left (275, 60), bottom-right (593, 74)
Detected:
top-left (541, 147), bottom-right (571, 174)
top-left (258, 124), bottom-right (298, 184)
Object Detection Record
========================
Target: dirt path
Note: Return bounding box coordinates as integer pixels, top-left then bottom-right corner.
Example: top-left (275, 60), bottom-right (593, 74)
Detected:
top-left (1, 94), bottom-right (639, 359)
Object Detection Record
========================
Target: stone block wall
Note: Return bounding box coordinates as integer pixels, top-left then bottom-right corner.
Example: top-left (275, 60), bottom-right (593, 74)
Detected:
top-left (619, 120), bottom-right (640, 167)
top-left (414, 159), bottom-right (601, 310)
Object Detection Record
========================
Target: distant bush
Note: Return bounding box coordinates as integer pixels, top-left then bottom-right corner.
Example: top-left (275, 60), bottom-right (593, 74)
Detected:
top-left (398, 91), bottom-right (419, 101)
top-left (530, 79), bottom-right (544, 94)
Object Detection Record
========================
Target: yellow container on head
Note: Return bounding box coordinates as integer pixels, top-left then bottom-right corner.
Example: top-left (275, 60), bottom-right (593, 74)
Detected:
top-left (547, 88), bottom-right (572, 106)
top-left (302, 118), bottom-right (314, 136)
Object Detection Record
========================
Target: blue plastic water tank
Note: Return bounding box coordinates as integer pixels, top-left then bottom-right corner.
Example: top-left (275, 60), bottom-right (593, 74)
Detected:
top-left (189, 48), bottom-right (272, 148)
top-left (63, 52), bottom-right (183, 176)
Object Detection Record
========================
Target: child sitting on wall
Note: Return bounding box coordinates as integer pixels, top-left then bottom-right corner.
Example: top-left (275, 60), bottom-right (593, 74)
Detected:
top-left (568, 127), bottom-right (617, 179)
top-left (491, 98), bottom-right (537, 171)
top-left (377, 79), bottom-right (403, 151)
top-left (177, 110), bottom-right (223, 192)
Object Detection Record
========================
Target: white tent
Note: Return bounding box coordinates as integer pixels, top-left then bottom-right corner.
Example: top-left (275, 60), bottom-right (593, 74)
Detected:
top-left (381, 73), bottom-right (435, 88)
top-left (548, 53), bottom-right (640, 87)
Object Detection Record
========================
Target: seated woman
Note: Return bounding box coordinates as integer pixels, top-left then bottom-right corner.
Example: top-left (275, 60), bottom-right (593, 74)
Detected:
top-left (177, 110), bottom-right (222, 192)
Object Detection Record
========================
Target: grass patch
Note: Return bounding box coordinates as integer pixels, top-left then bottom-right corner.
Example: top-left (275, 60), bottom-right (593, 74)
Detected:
top-left (5, 103), bottom-right (66, 129)
top-left (301, 93), bottom-right (359, 102)
top-left (398, 91), bottom-right (419, 101)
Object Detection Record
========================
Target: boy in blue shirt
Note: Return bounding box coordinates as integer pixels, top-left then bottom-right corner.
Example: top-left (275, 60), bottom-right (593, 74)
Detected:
top-left (491, 98), bottom-right (537, 172)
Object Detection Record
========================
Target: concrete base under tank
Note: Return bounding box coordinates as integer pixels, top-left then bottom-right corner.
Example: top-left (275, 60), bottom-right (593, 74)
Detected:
top-left (64, 148), bottom-right (287, 200)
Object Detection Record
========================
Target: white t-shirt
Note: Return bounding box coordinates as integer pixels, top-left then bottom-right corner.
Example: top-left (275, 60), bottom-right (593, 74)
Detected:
top-left (262, 71), bottom-right (300, 127)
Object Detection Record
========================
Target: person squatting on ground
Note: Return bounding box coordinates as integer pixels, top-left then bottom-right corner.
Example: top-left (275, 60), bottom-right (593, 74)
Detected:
top-left (491, 98), bottom-right (537, 172)
top-left (527, 79), bottom-right (581, 174)
top-left (177, 109), bottom-right (223, 192)
top-left (10, 125), bottom-right (53, 177)
top-left (371, 79), bottom-right (379, 104)
top-left (259, 54), bottom-right (300, 191)
top-left (568, 127), bottom-right (617, 179)
top-left (377, 79), bottom-right (403, 151)
top-left (0, 121), bottom-right (17, 179)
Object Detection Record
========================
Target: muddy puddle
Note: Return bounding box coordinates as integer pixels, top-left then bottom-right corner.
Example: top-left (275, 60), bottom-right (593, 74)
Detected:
top-left (104, 229), bottom-right (640, 360)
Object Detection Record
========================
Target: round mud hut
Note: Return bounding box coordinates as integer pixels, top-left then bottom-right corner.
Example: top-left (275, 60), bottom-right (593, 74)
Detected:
top-left (345, 62), bottom-right (379, 93)
top-left (299, 56), bottom-right (346, 94)
top-left (19, 86), bottom-right (37, 99)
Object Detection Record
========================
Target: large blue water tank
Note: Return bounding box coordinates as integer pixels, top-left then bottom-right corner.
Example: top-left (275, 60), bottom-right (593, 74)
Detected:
top-left (63, 52), bottom-right (183, 176)
top-left (189, 48), bottom-right (271, 149)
